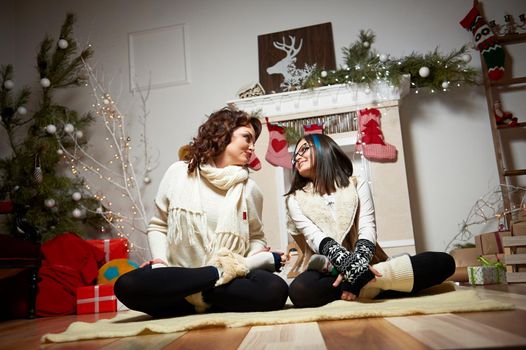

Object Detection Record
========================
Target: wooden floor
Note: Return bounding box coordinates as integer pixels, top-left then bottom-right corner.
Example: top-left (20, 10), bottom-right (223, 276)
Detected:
top-left (1, 283), bottom-right (526, 350)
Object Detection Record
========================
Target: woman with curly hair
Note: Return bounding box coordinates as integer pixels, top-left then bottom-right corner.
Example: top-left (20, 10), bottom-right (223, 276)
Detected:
top-left (114, 107), bottom-right (288, 317)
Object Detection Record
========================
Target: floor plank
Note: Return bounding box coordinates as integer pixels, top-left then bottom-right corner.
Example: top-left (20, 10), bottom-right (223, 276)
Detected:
top-left (318, 318), bottom-right (430, 350)
top-left (456, 309), bottom-right (526, 338)
top-left (238, 322), bottom-right (326, 350)
top-left (163, 326), bottom-right (250, 349)
top-left (387, 313), bottom-right (526, 349)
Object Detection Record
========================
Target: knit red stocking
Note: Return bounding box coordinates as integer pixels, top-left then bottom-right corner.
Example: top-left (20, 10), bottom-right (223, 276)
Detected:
top-left (247, 152), bottom-right (262, 171)
top-left (265, 118), bottom-right (292, 169)
top-left (356, 108), bottom-right (397, 162)
top-left (303, 123), bottom-right (324, 135)
top-left (460, 3), bottom-right (505, 81)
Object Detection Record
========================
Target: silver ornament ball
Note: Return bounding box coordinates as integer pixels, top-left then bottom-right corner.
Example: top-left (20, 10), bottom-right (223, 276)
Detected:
top-left (143, 176), bottom-right (151, 184)
top-left (57, 149), bottom-right (64, 155)
top-left (45, 124), bottom-right (57, 134)
top-left (320, 70), bottom-right (328, 78)
top-left (4, 80), bottom-right (14, 90)
top-left (72, 192), bottom-right (82, 201)
top-left (461, 53), bottom-right (472, 63)
top-left (17, 106), bottom-right (27, 115)
top-left (72, 208), bottom-right (82, 218)
top-left (418, 66), bottom-right (430, 78)
top-left (75, 130), bottom-right (84, 138)
top-left (64, 123), bottom-right (74, 133)
top-left (379, 54), bottom-right (389, 63)
top-left (40, 78), bottom-right (51, 88)
top-left (58, 39), bottom-right (69, 49)
top-left (441, 81), bottom-right (450, 89)
top-left (363, 41), bottom-right (370, 48)
top-left (44, 198), bottom-right (56, 208)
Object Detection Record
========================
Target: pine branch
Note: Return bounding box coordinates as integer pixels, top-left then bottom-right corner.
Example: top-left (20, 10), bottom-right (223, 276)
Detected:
top-left (302, 30), bottom-right (479, 92)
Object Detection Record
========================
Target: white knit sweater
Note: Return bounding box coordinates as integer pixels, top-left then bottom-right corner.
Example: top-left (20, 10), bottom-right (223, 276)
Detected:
top-left (147, 161), bottom-right (272, 270)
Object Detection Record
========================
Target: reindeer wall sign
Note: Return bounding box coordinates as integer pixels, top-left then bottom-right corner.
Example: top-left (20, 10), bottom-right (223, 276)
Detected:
top-left (258, 23), bottom-right (336, 94)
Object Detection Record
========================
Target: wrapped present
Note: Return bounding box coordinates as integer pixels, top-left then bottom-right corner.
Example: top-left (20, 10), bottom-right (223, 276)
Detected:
top-left (87, 238), bottom-right (129, 265)
top-left (449, 247), bottom-right (481, 267)
top-left (474, 231), bottom-right (511, 255)
top-left (467, 256), bottom-right (507, 285)
top-left (76, 284), bottom-right (117, 314)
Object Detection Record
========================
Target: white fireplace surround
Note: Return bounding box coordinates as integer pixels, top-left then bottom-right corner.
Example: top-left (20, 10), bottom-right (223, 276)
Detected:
top-left (228, 78), bottom-right (415, 256)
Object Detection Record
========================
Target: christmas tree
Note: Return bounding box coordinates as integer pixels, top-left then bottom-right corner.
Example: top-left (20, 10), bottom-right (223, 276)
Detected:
top-left (0, 13), bottom-right (106, 242)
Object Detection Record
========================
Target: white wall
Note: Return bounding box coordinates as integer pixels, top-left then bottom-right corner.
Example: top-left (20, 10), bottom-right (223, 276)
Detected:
top-left (0, 0), bottom-right (14, 65)
top-left (2, 0), bottom-right (525, 257)
top-left (0, 0), bottom-right (15, 158)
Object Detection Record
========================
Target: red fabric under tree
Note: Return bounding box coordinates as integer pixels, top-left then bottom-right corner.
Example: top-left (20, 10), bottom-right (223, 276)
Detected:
top-left (35, 232), bottom-right (104, 316)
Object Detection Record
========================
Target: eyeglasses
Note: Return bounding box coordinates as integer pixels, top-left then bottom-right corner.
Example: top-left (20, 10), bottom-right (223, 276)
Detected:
top-left (292, 143), bottom-right (310, 166)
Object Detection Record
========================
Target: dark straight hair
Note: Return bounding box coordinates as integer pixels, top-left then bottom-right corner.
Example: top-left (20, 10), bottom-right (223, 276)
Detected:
top-left (285, 133), bottom-right (353, 195)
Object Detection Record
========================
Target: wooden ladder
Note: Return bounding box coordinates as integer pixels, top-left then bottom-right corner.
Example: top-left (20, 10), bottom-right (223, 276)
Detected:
top-left (503, 235), bottom-right (526, 283)
top-left (481, 32), bottom-right (526, 227)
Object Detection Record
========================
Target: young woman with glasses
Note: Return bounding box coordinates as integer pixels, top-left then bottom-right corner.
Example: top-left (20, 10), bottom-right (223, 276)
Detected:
top-left (286, 133), bottom-right (455, 307)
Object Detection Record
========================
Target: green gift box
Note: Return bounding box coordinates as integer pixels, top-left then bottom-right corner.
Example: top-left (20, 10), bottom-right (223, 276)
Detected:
top-left (468, 266), bottom-right (506, 285)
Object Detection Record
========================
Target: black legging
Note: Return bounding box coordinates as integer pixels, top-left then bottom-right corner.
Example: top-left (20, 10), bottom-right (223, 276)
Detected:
top-left (114, 265), bottom-right (289, 318)
top-left (289, 251), bottom-right (456, 308)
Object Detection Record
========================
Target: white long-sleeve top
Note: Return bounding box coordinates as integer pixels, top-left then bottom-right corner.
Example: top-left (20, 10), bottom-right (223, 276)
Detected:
top-left (286, 176), bottom-right (377, 253)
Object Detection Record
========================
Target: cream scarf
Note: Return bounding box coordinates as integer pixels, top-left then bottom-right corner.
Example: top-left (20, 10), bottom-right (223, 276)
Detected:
top-left (287, 178), bottom-right (359, 244)
top-left (167, 163), bottom-right (250, 259)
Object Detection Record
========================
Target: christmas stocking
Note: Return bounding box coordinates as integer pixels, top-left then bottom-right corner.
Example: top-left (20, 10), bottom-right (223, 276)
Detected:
top-left (265, 118), bottom-right (292, 169)
top-left (303, 123), bottom-right (324, 135)
top-left (355, 108), bottom-right (397, 162)
top-left (247, 152), bottom-right (262, 171)
top-left (460, 4), bottom-right (505, 80)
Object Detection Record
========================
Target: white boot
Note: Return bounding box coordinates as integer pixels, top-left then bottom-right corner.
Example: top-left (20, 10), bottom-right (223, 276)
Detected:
top-left (184, 292), bottom-right (210, 313)
top-left (359, 255), bottom-right (414, 299)
top-left (212, 247), bottom-right (249, 287)
top-left (185, 248), bottom-right (249, 313)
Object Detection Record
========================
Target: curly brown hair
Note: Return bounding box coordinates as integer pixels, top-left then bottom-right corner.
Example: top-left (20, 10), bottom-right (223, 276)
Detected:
top-left (185, 107), bottom-right (262, 173)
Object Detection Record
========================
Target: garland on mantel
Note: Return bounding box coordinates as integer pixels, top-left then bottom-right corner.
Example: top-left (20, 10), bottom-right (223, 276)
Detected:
top-left (302, 30), bottom-right (479, 93)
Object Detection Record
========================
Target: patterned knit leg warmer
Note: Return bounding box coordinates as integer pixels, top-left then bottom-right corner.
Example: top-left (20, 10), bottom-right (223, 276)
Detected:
top-left (319, 237), bottom-right (375, 295)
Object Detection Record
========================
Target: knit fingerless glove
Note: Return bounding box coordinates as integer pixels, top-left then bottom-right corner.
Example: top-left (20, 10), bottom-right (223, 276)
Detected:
top-left (319, 237), bottom-right (376, 295)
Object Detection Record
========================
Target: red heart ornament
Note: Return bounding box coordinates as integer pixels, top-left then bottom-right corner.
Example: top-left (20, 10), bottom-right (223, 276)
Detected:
top-left (271, 139), bottom-right (287, 152)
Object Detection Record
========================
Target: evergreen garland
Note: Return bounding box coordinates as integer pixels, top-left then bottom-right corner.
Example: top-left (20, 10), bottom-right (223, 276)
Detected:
top-left (0, 14), bottom-right (106, 242)
top-left (302, 30), bottom-right (479, 92)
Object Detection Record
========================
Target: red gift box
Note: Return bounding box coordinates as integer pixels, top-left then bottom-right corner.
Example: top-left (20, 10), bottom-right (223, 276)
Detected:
top-left (76, 284), bottom-right (117, 314)
top-left (87, 238), bottom-right (129, 264)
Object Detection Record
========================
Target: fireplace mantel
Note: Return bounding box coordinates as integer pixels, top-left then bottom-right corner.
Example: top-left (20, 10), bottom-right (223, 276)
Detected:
top-left (228, 78), bottom-right (409, 122)
top-left (227, 79), bottom-right (415, 256)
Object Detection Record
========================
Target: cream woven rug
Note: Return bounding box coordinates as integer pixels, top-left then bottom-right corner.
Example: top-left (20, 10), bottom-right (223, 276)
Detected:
top-left (42, 285), bottom-right (514, 343)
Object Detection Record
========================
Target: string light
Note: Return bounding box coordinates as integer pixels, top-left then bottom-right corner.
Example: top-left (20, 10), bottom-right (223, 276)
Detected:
top-left (445, 184), bottom-right (526, 252)
top-left (51, 60), bottom-right (158, 260)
